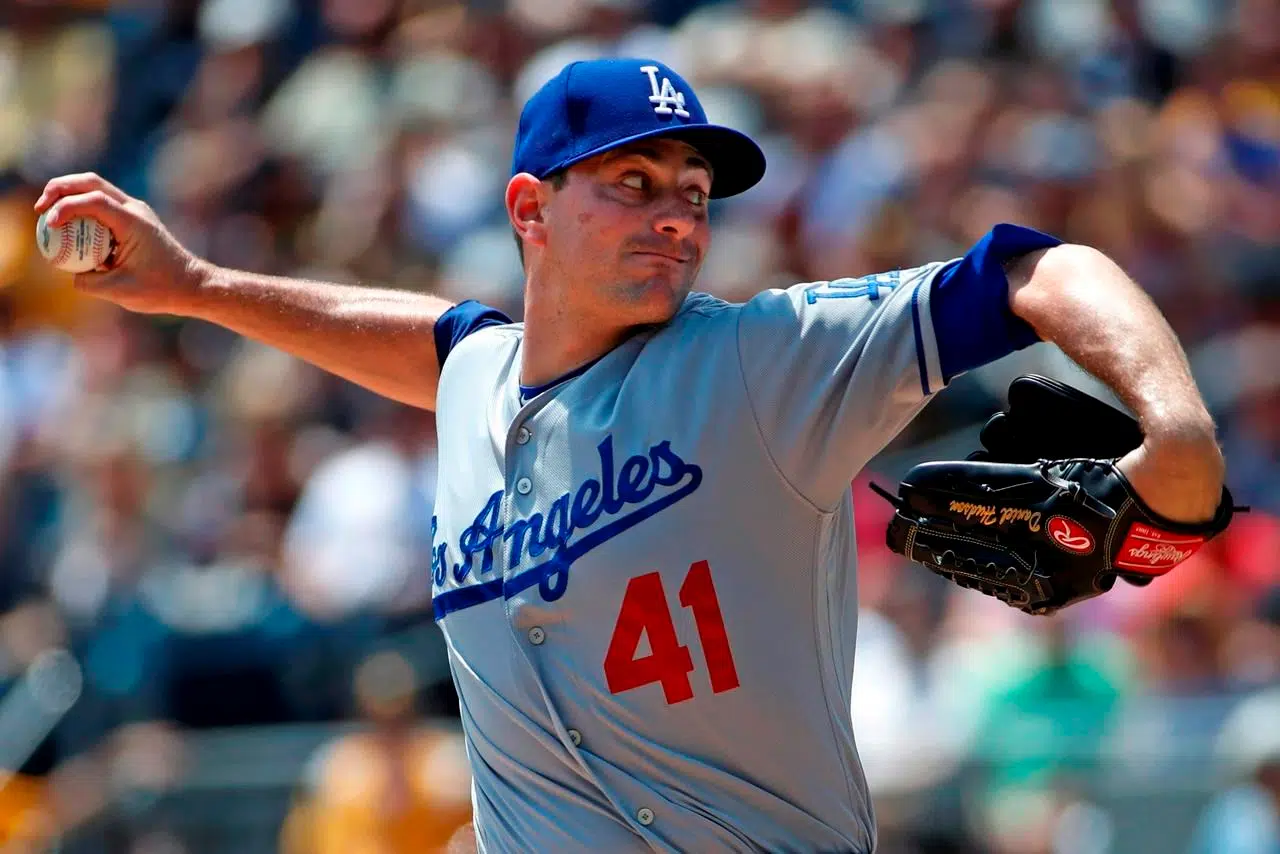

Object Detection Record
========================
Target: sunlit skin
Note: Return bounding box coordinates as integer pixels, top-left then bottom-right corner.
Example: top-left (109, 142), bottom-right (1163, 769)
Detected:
top-left (26, 136), bottom-right (1225, 527)
top-left (507, 138), bottom-right (713, 388)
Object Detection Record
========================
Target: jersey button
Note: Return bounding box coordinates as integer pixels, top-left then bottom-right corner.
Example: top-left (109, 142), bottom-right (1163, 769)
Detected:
top-left (516, 426), bottom-right (532, 445)
top-left (516, 477), bottom-right (532, 495)
top-left (528, 627), bottom-right (545, 645)
top-left (637, 808), bottom-right (654, 826)
top-left (567, 729), bottom-right (581, 747)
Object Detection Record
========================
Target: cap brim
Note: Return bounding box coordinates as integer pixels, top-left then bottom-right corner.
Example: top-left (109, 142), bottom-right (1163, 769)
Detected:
top-left (544, 124), bottom-right (766, 199)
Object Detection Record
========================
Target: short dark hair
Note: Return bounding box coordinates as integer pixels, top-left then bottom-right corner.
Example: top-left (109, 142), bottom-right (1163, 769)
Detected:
top-left (513, 170), bottom-right (568, 266)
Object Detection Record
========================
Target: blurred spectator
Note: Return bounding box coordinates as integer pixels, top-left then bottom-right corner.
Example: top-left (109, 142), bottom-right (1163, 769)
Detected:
top-left (1189, 686), bottom-right (1280, 854)
top-left (278, 649), bottom-right (473, 854)
top-left (280, 401), bottom-right (437, 622)
top-left (1188, 761), bottom-right (1280, 854)
top-left (976, 781), bottom-right (1116, 854)
top-left (0, 769), bottom-right (53, 852)
top-left (971, 617), bottom-right (1127, 798)
top-left (1225, 586), bottom-right (1280, 689)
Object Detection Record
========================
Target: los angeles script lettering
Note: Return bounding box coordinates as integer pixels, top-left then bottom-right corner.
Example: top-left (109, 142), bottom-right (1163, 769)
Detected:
top-left (432, 436), bottom-right (702, 601)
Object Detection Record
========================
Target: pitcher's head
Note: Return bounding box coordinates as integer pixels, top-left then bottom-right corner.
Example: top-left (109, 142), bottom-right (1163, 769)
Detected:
top-left (506, 59), bottom-right (766, 324)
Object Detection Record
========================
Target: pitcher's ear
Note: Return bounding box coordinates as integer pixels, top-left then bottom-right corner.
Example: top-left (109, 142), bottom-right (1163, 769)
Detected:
top-left (507, 173), bottom-right (548, 250)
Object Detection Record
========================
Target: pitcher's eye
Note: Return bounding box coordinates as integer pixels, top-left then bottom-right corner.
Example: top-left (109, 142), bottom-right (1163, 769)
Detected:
top-left (620, 174), bottom-right (646, 191)
top-left (686, 188), bottom-right (708, 206)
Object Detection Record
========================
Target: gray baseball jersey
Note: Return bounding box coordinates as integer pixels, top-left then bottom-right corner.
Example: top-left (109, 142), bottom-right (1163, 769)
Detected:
top-left (429, 224), bottom-right (1061, 852)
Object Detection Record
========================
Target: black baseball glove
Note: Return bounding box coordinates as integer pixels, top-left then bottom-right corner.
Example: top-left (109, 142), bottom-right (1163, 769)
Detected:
top-left (870, 375), bottom-right (1242, 615)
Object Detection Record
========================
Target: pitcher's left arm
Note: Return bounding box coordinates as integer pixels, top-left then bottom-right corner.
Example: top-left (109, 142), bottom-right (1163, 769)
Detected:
top-left (1005, 243), bottom-right (1224, 523)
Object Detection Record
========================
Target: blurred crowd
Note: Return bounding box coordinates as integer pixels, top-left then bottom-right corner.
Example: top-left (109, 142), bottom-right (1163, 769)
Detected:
top-left (0, 0), bottom-right (1276, 851)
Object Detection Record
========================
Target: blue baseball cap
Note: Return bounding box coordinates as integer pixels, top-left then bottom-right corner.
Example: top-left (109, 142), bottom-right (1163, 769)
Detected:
top-left (511, 58), bottom-right (766, 199)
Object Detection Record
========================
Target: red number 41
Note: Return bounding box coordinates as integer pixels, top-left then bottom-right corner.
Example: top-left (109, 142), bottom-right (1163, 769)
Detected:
top-left (603, 560), bottom-right (741, 705)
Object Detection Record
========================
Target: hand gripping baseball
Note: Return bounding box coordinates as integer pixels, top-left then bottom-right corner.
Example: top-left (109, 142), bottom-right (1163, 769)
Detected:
top-left (35, 173), bottom-right (206, 315)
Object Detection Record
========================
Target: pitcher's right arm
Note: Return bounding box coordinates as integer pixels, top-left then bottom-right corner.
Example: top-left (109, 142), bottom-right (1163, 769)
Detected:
top-left (38, 173), bottom-right (472, 411)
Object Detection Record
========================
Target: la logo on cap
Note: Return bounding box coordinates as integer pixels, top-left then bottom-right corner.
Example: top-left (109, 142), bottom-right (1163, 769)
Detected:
top-left (641, 65), bottom-right (689, 118)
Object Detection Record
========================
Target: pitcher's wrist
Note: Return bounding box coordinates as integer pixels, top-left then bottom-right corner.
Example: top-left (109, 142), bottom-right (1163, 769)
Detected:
top-left (1138, 421), bottom-right (1224, 490)
top-left (175, 256), bottom-right (221, 316)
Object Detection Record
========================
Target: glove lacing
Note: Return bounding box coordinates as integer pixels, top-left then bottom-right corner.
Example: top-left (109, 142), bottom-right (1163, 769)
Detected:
top-left (1039, 458), bottom-right (1118, 519)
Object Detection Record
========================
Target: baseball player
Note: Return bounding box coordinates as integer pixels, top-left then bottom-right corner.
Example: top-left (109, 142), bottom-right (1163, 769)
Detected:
top-left (38, 58), bottom-right (1226, 852)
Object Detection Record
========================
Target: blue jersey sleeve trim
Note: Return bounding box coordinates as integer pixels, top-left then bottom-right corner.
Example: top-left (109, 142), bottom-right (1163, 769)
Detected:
top-left (911, 282), bottom-right (929, 396)
top-left (930, 223), bottom-right (1064, 382)
top-left (434, 300), bottom-right (514, 368)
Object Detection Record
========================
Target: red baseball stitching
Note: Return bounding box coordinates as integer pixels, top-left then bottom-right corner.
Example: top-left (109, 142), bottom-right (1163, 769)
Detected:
top-left (91, 224), bottom-right (107, 268)
top-left (51, 221), bottom-right (75, 267)
top-left (51, 220), bottom-right (109, 269)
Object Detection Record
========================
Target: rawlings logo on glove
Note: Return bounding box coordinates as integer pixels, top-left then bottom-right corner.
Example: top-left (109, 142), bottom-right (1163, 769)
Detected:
top-left (1048, 517), bottom-right (1094, 553)
top-left (1114, 524), bottom-right (1206, 572)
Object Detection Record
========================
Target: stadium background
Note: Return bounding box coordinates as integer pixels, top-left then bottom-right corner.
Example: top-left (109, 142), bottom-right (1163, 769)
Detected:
top-left (0, 0), bottom-right (1276, 851)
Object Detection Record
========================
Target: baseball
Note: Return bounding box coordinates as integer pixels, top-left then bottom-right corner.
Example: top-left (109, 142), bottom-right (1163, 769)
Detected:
top-left (36, 211), bottom-right (115, 273)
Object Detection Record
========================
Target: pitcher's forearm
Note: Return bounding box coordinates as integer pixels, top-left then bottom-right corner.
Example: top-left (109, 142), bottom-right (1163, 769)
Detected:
top-left (189, 262), bottom-right (455, 410)
top-left (1006, 245), bottom-right (1215, 441)
top-left (1006, 244), bottom-right (1223, 521)
top-left (35, 174), bottom-right (459, 410)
